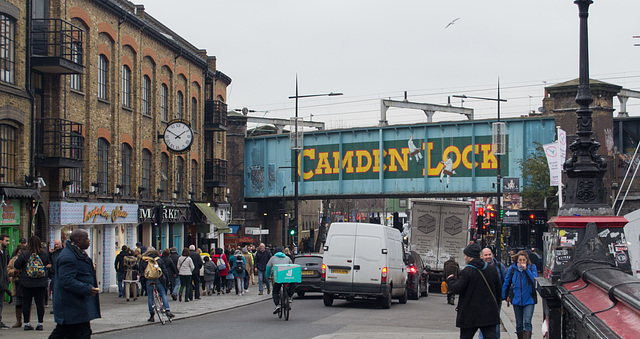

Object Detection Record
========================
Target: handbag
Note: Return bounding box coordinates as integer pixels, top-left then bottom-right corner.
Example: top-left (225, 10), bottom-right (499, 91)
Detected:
top-left (441, 281), bottom-right (448, 294)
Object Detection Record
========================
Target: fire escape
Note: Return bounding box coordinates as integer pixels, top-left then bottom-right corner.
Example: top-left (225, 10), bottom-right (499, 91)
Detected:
top-left (203, 79), bottom-right (227, 189)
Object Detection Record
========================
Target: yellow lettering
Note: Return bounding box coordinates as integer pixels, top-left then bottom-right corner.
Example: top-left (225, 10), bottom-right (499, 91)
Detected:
top-left (388, 148), bottom-right (409, 172)
top-left (331, 152), bottom-right (340, 174)
top-left (355, 150), bottom-right (372, 173)
top-left (443, 146), bottom-right (462, 169)
top-left (372, 149), bottom-right (387, 172)
top-left (426, 142), bottom-right (442, 176)
top-left (299, 149), bottom-right (315, 180)
top-left (315, 152), bottom-right (332, 175)
top-left (481, 144), bottom-right (497, 169)
top-left (462, 145), bottom-right (477, 169)
top-left (342, 151), bottom-right (354, 173)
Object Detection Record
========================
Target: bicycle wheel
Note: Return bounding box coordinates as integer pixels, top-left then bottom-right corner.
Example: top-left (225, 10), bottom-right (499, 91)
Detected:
top-left (278, 287), bottom-right (284, 319)
top-left (153, 291), bottom-right (166, 325)
top-left (284, 286), bottom-right (290, 321)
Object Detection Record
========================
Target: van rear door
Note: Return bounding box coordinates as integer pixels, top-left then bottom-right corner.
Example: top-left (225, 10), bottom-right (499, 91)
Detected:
top-left (324, 223), bottom-right (357, 287)
top-left (353, 226), bottom-right (384, 288)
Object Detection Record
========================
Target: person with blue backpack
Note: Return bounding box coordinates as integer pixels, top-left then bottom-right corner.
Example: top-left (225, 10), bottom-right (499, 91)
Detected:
top-left (228, 250), bottom-right (246, 295)
top-left (502, 250), bottom-right (538, 339)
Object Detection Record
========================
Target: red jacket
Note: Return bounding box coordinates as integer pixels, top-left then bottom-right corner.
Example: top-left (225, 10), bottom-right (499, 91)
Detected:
top-left (212, 253), bottom-right (229, 276)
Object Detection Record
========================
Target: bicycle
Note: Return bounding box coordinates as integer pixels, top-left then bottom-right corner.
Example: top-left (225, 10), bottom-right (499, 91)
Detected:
top-left (277, 282), bottom-right (292, 321)
top-left (151, 282), bottom-right (173, 325)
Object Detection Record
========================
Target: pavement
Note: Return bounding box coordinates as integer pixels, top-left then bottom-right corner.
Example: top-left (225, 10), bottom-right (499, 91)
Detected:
top-left (0, 287), bottom-right (544, 339)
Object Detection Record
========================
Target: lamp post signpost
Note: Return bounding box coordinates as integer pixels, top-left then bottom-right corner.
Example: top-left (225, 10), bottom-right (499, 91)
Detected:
top-left (288, 76), bottom-right (342, 247)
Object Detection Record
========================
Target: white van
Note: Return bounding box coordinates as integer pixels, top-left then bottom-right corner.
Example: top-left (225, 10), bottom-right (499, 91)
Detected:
top-left (321, 222), bottom-right (407, 309)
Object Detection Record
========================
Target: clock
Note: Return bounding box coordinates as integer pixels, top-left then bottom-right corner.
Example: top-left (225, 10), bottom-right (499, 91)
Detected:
top-left (163, 120), bottom-right (193, 152)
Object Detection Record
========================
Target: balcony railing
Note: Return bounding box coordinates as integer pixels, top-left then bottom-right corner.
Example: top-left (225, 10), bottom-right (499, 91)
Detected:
top-left (204, 159), bottom-right (227, 187)
top-left (204, 100), bottom-right (227, 130)
top-left (35, 118), bottom-right (83, 168)
top-left (31, 18), bottom-right (84, 74)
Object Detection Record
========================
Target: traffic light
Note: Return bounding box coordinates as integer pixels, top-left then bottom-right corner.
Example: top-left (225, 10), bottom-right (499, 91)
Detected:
top-left (289, 227), bottom-right (296, 236)
top-left (476, 214), bottom-right (485, 234)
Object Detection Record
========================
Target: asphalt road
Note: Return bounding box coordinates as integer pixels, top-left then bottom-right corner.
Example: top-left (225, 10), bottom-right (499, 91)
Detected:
top-left (94, 292), bottom-right (463, 339)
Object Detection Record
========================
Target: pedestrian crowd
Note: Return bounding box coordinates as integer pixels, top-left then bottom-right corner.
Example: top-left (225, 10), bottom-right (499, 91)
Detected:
top-left (446, 242), bottom-right (538, 339)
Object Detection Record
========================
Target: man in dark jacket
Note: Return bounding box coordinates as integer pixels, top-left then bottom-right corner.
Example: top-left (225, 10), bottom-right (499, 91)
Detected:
top-left (443, 256), bottom-right (460, 305)
top-left (188, 245), bottom-right (203, 300)
top-left (0, 234), bottom-right (10, 329)
top-left (161, 248), bottom-right (178, 300)
top-left (49, 229), bottom-right (100, 339)
top-left (447, 243), bottom-right (502, 339)
top-left (114, 245), bottom-right (128, 298)
top-left (168, 247), bottom-right (180, 298)
top-left (139, 247), bottom-right (174, 322)
top-left (254, 243), bottom-right (272, 295)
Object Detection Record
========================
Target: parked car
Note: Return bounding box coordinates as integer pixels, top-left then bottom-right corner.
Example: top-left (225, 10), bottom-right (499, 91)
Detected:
top-left (321, 223), bottom-right (408, 309)
top-left (293, 254), bottom-right (323, 297)
top-left (404, 250), bottom-right (429, 300)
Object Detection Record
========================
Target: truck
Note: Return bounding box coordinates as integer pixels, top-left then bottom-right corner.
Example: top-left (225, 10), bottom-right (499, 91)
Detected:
top-left (405, 199), bottom-right (472, 286)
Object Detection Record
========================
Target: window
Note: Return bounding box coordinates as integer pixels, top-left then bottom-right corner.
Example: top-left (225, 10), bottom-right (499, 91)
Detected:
top-left (160, 84), bottom-right (168, 121)
top-left (0, 124), bottom-right (16, 183)
top-left (121, 143), bottom-right (132, 196)
top-left (70, 43), bottom-right (82, 90)
top-left (176, 91), bottom-right (183, 119)
top-left (0, 14), bottom-right (15, 84)
top-left (122, 65), bottom-right (131, 108)
top-left (176, 157), bottom-right (183, 198)
top-left (98, 55), bottom-right (108, 100)
top-left (141, 149), bottom-right (151, 199)
top-left (142, 75), bottom-right (151, 115)
top-left (97, 138), bottom-right (109, 194)
top-left (160, 153), bottom-right (168, 200)
top-left (63, 168), bottom-right (82, 193)
top-left (191, 97), bottom-right (197, 128)
top-left (191, 160), bottom-right (198, 196)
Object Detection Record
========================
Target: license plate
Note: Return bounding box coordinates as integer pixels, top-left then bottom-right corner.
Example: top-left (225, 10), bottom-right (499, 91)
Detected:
top-left (332, 269), bottom-right (349, 274)
top-left (301, 270), bottom-right (314, 275)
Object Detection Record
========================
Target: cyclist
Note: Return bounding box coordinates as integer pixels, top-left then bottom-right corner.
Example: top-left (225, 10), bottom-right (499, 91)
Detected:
top-left (140, 247), bottom-right (174, 322)
top-left (265, 247), bottom-right (295, 314)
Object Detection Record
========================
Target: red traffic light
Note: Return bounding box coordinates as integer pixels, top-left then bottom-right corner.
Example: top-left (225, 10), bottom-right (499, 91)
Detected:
top-left (478, 207), bottom-right (484, 216)
top-left (489, 212), bottom-right (495, 218)
top-left (529, 213), bottom-right (535, 219)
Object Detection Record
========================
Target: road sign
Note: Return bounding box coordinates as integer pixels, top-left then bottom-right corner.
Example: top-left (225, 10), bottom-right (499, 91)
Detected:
top-left (503, 209), bottom-right (520, 224)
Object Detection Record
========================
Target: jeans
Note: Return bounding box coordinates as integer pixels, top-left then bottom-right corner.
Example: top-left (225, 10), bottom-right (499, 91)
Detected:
top-left (178, 275), bottom-right (192, 300)
top-left (172, 276), bottom-right (180, 296)
top-left (146, 280), bottom-right (170, 315)
top-left (214, 273), bottom-right (225, 293)
top-left (257, 269), bottom-right (270, 293)
top-left (479, 304), bottom-right (502, 339)
top-left (513, 304), bottom-right (535, 333)
top-left (244, 274), bottom-right (249, 290)
top-left (236, 277), bottom-right (245, 294)
top-left (117, 272), bottom-right (125, 297)
top-left (205, 280), bottom-right (215, 294)
top-left (191, 274), bottom-right (200, 299)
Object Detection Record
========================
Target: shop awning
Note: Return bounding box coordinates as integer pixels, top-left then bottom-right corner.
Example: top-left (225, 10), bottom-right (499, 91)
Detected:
top-left (194, 203), bottom-right (230, 233)
top-left (2, 187), bottom-right (39, 199)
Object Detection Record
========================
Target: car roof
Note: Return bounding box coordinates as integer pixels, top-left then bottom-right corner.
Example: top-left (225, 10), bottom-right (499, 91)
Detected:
top-left (294, 253), bottom-right (323, 258)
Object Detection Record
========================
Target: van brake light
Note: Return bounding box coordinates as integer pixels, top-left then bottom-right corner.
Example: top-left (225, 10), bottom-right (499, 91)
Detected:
top-left (409, 266), bottom-right (416, 273)
top-left (321, 263), bottom-right (326, 279)
top-left (381, 267), bottom-right (387, 284)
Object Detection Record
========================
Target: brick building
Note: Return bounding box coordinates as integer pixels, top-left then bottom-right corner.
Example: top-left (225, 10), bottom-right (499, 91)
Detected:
top-left (0, 0), bottom-right (230, 291)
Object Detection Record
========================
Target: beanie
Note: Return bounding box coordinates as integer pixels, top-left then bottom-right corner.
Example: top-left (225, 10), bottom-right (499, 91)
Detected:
top-left (463, 243), bottom-right (481, 259)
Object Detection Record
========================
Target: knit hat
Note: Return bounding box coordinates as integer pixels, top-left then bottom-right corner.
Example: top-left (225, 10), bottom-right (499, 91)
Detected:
top-left (463, 243), bottom-right (481, 259)
top-left (234, 250), bottom-right (242, 256)
top-left (242, 247), bottom-right (248, 254)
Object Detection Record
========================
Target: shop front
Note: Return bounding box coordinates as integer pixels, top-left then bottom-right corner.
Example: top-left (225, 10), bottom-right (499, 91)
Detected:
top-left (143, 204), bottom-right (192, 252)
top-left (193, 202), bottom-right (230, 252)
top-left (0, 199), bottom-right (22, 255)
top-left (49, 202), bottom-right (139, 292)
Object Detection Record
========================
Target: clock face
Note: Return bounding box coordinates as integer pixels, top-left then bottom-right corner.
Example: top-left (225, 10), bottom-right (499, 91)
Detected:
top-left (164, 121), bottom-right (193, 152)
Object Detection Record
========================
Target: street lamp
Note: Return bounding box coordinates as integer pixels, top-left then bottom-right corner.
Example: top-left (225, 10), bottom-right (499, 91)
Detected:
top-left (453, 89), bottom-right (507, 260)
top-left (288, 76), bottom-right (342, 245)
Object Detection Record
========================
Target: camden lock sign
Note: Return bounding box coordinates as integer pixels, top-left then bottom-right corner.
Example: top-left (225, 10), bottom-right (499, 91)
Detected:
top-left (295, 136), bottom-right (508, 181)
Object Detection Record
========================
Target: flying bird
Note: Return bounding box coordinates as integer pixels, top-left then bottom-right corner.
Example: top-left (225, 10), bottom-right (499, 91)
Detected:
top-left (445, 18), bottom-right (460, 29)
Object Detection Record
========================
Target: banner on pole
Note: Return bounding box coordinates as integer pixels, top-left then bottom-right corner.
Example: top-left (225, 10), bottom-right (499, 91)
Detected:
top-left (544, 143), bottom-right (560, 187)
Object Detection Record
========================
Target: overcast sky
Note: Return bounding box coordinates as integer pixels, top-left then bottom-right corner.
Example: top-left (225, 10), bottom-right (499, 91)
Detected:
top-left (143, 0), bottom-right (640, 129)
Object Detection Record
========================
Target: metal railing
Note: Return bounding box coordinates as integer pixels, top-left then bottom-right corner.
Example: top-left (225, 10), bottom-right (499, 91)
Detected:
top-left (204, 158), bottom-right (227, 187)
top-left (35, 118), bottom-right (83, 163)
top-left (32, 18), bottom-right (84, 66)
top-left (204, 100), bottom-right (227, 129)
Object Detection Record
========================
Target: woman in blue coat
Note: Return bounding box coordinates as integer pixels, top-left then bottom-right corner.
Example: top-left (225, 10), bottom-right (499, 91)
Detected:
top-left (228, 250), bottom-right (247, 295)
top-left (502, 251), bottom-right (537, 339)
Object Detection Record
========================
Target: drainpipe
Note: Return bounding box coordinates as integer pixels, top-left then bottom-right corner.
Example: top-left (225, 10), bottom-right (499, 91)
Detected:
top-left (26, 0), bottom-right (36, 237)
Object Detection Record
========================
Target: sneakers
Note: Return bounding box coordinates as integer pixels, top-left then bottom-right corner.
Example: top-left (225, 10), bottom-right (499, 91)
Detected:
top-left (273, 305), bottom-right (281, 314)
top-left (24, 324), bottom-right (34, 331)
top-left (36, 324), bottom-right (43, 331)
top-left (171, 294), bottom-right (177, 301)
top-left (147, 315), bottom-right (154, 322)
top-left (165, 311), bottom-right (175, 319)
top-left (0, 323), bottom-right (9, 330)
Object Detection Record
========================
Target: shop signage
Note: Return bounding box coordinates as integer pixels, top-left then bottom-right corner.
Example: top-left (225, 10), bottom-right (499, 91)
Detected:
top-left (138, 206), bottom-right (156, 223)
top-left (0, 199), bottom-right (20, 225)
top-left (160, 205), bottom-right (190, 223)
top-left (49, 202), bottom-right (138, 225)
